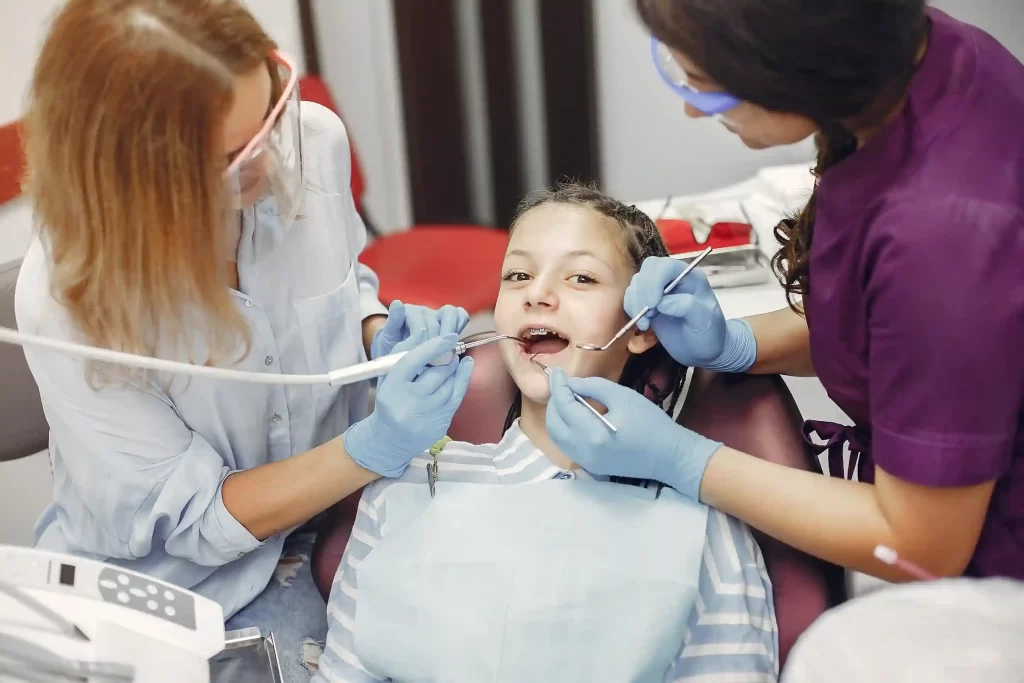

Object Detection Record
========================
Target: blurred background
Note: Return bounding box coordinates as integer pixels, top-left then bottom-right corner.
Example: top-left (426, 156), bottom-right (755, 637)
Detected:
top-left (3, 0), bottom-right (1022, 254)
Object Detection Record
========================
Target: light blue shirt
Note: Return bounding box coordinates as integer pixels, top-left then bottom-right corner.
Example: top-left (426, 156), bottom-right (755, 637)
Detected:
top-left (317, 421), bottom-right (780, 682)
top-left (14, 102), bottom-right (387, 619)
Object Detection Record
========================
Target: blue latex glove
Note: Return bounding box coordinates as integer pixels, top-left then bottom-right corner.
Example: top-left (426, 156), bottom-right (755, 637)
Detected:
top-left (545, 368), bottom-right (722, 501)
top-left (623, 256), bottom-right (757, 373)
top-left (345, 332), bottom-right (474, 477)
top-left (370, 301), bottom-right (471, 360)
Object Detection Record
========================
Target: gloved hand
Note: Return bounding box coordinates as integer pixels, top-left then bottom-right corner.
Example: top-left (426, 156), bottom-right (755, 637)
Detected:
top-left (370, 300), bottom-right (471, 360)
top-left (545, 368), bottom-right (722, 501)
top-left (345, 332), bottom-right (474, 477)
top-left (623, 256), bottom-right (757, 373)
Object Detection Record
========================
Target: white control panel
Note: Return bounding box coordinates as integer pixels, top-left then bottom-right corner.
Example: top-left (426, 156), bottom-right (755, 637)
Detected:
top-left (0, 545), bottom-right (225, 673)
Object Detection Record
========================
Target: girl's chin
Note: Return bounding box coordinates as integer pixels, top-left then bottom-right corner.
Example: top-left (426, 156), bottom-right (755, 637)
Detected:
top-left (515, 375), bottom-right (553, 406)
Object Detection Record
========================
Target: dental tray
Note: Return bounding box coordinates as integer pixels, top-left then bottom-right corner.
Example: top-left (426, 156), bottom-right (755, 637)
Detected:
top-left (671, 243), bottom-right (773, 289)
top-left (209, 628), bottom-right (284, 683)
top-left (657, 216), bottom-right (773, 289)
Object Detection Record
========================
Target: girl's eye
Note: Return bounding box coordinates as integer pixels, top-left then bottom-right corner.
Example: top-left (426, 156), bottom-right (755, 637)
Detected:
top-left (501, 270), bottom-right (530, 282)
top-left (571, 274), bottom-right (597, 285)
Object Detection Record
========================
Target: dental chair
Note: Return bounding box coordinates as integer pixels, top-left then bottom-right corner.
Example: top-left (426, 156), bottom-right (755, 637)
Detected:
top-left (310, 333), bottom-right (845, 669)
top-left (0, 260), bottom-right (49, 464)
top-left (0, 259), bottom-right (53, 549)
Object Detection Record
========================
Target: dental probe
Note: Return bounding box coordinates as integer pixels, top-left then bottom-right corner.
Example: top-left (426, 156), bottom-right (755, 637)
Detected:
top-left (576, 246), bottom-right (713, 351)
top-left (530, 355), bottom-right (618, 433)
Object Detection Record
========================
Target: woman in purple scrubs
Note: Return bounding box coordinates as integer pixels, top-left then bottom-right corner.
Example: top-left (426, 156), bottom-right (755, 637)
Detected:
top-left (544, 1), bottom-right (1024, 581)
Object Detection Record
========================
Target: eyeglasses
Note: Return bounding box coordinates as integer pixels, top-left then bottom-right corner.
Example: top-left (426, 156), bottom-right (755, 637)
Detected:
top-left (223, 50), bottom-right (305, 264)
top-left (650, 37), bottom-right (741, 116)
top-left (225, 50), bottom-right (300, 189)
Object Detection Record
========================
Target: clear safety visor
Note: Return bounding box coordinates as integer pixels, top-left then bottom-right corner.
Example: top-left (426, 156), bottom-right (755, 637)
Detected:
top-left (651, 38), bottom-right (742, 116)
top-left (226, 51), bottom-right (305, 264)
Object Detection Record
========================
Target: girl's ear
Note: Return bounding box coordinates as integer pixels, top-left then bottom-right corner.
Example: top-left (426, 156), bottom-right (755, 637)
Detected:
top-left (626, 327), bottom-right (658, 355)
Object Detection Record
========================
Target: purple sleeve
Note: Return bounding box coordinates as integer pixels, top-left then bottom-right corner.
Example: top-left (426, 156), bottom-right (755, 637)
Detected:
top-left (866, 198), bottom-right (1024, 487)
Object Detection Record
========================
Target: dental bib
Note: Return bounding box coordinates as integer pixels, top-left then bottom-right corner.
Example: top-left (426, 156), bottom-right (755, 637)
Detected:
top-left (354, 479), bottom-right (709, 683)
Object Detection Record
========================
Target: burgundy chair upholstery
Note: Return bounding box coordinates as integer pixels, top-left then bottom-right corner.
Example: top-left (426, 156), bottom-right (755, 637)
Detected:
top-left (677, 370), bottom-right (847, 666)
top-left (310, 342), bottom-right (842, 670)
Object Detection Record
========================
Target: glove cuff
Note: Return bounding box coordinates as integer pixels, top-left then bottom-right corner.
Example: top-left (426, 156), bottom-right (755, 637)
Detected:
top-left (343, 417), bottom-right (412, 478)
top-left (705, 318), bottom-right (757, 373)
top-left (665, 430), bottom-right (724, 502)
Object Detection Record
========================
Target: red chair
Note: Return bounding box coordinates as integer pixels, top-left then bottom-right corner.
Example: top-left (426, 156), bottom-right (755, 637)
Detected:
top-left (310, 334), bottom-right (844, 670)
top-left (299, 75), bottom-right (509, 315)
top-left (0, 120), bottom-right (25, 206)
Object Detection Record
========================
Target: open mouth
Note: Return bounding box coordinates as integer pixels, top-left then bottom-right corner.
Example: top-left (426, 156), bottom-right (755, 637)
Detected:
top-left (518, 326), bottom-right (571, 357)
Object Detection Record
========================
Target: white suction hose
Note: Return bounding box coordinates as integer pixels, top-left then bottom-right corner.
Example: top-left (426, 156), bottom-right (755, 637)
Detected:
top-left (0, 325), bottom-right (427, 387)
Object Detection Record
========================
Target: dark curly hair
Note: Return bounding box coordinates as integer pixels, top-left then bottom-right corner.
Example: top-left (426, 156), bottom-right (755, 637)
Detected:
top-left (501, 181), bottom-right (687, 457)
top-left (635, 0), bottom-right (929, 312)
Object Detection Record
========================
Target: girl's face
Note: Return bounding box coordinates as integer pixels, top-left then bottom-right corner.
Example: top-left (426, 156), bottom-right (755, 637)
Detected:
top-left (668, 48), bottom-right (818, 150)
top-left (494, 204), bottom-right (658, 404)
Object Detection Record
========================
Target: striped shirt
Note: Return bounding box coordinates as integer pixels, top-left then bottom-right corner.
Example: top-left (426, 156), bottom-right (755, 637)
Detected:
top-left (316, 423), bottom-right (779, 683)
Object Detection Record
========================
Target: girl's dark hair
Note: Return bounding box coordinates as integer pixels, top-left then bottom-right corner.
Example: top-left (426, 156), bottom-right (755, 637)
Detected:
top-left (502, 181), bottom-right (686, 487)
top-left (635, 0), bottom-right (928, 311)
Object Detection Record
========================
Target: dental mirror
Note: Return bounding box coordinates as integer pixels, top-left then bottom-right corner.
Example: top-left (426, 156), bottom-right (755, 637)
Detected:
top-left (576, 246), bottom-right (713, 352)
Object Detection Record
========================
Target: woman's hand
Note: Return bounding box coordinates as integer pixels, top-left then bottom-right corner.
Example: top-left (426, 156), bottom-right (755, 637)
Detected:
top-left (624, 257), bottom-right (756, 373)
top-left (345, 332), bottom-right (474, 477)
top-left (545, 368), bottom-right (722, 500)
top-left (370, 300), bottom-right (470, 359)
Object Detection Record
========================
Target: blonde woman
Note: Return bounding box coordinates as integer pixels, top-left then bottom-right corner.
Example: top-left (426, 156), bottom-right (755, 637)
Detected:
top-left (15, 1), bottom-right (472, 680)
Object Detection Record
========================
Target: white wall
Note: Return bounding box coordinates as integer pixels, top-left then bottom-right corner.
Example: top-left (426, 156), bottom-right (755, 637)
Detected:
top-left (313, 0), bottom-right (412, 234)
top-left (0, 1), bottom-right (62, 266)
top-left (243, 0), bottom-right (306, 72)
top-left (931, 0), bottom-right (1024, 59)
top-left (592, 0), bottom-right (1024, 203)
top-left (592, 0), bottom-right (816, 203)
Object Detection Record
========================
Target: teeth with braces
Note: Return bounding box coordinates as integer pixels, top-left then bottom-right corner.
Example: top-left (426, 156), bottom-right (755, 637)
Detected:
top-left (523, 327), bottom-right (567, 340)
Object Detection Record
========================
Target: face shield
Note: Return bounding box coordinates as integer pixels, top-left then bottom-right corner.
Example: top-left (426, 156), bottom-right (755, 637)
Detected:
top-left (651, 38), bottom-right (742, 120)
top-left (226, 51), bottom-right (304, 264)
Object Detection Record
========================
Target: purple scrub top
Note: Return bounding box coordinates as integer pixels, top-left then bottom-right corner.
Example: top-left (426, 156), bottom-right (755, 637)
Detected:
top-left (803, 8), bottom-right (1024, 579)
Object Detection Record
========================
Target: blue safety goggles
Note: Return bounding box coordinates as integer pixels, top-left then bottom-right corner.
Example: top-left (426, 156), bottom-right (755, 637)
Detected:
top-left (650, 38), bottom-right (742, 115)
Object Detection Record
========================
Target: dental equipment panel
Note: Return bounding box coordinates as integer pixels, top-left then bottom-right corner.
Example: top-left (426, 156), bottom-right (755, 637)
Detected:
top-left (577, 247), bottom-right (713, 351)
top-left (0, 545), bottom-right (225, 683)
top-left (530, 356), bottom-right (618, 433)
top-left (0, 327), bottom-right (520, 390)
top-left (671, 243), bottom-right (771, 288)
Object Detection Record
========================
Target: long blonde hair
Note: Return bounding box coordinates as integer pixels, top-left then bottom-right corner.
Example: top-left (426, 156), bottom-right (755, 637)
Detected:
top-left (24, 0), bottom-right (280, 384)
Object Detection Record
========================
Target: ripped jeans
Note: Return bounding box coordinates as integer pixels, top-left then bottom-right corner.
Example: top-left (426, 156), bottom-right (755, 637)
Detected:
top-left (226, 527), bottom-right (328, 682)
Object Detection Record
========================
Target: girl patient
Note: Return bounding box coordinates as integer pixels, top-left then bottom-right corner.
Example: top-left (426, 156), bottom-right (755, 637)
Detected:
top-left (316, 183), bottom-right (778, 683)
